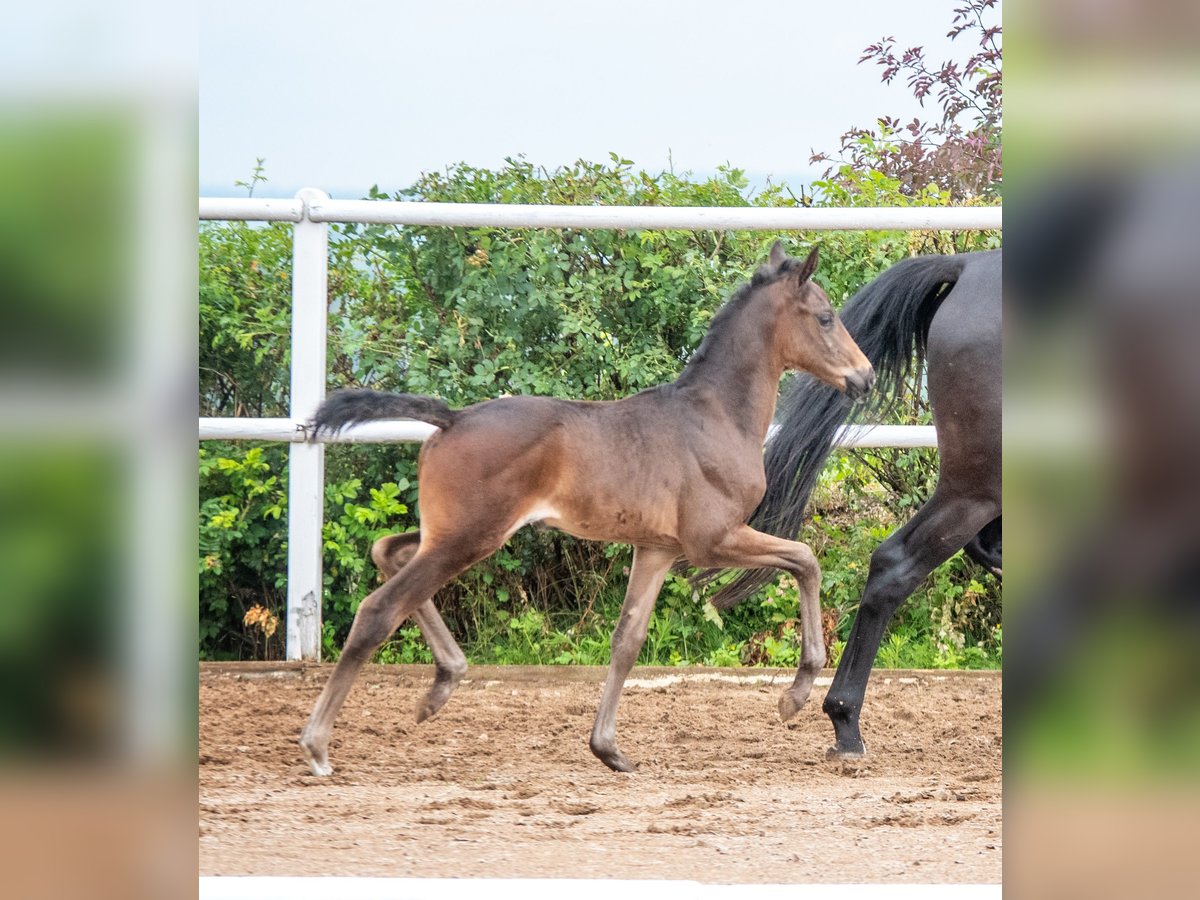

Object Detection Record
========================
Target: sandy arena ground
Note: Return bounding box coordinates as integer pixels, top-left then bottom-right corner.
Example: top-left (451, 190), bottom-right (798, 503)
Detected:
top-left (199, 663), bottom-right (1001, 883)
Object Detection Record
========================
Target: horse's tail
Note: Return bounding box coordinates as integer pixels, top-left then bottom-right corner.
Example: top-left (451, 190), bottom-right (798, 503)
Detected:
top-left (707, 254), bottom-right (969, 610)
top-left (310, 388), bottom-right (458, 435)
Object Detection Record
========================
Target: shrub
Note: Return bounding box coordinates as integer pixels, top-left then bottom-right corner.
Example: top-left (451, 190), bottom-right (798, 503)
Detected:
top-left (199, 156), bottom-right (1000, 666)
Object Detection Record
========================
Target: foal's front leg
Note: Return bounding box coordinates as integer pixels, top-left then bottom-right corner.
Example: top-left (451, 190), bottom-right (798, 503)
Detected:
top-left (689, 525), bottom-right (826, 721)
top-left (589, 545), bottom-right (678, 772)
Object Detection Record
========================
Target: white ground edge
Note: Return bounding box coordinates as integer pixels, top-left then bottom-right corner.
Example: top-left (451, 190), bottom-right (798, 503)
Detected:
top-left (199, 877), bottom-right (1000, 899)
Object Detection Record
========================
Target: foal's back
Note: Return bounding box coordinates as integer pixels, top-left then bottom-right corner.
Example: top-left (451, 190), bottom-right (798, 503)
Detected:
top-left (414, 386), bottom-right (725, 549)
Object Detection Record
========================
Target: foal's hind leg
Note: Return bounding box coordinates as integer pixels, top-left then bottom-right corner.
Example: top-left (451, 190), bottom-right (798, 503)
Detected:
top-left (589, 545), bottom-right (677, 772)
top-left (299, 540), bottom-right (495, 776)
top-left (371, 532), bottom-right (468, 722)
top-left (823, 490), bottom-right (999, 759)
top-left (688, 526), bottom-right (826, 721)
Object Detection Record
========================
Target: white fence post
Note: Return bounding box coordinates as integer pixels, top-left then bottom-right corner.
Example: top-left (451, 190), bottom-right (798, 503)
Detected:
top-left (285, 189), bottom-right (329, 661)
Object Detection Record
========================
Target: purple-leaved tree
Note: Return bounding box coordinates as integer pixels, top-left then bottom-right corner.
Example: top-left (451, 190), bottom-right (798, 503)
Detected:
top-left (813, 0), bottom-right (1002, 202)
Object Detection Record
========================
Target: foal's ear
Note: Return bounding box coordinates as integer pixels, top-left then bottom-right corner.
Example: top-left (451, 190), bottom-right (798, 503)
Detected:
top-left (796, 245), bottom-right (820, 284)
top-left (768, 240), bottom-right (788, 269)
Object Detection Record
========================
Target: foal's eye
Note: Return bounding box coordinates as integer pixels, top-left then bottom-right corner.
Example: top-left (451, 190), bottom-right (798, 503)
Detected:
top-left (817, 312), bottom-right (834, 328)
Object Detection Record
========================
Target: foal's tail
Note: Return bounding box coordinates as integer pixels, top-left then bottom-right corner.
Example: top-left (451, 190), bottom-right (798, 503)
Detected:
top-left (310, 388), bottom-right (457, 435)
top-left (707, 254), bottom-right (970, 610)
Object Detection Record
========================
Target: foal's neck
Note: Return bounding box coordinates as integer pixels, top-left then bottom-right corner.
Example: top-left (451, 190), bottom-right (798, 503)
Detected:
top-left (675, 309), bottom-right (784, 441)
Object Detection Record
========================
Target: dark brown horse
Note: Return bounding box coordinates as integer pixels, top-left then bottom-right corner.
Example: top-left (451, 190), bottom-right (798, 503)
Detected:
top-left (299, 242), bottom-right (873, 775)
top-left (711, 249), bottom-right (1002, 759)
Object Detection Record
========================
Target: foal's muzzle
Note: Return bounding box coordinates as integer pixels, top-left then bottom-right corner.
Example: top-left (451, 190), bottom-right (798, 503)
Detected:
top-left (844, 366), bottom-right (876, 401)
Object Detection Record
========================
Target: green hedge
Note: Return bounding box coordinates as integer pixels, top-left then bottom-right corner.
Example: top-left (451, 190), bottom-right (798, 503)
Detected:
top-left (199, 156), bottom-right (1001, 667)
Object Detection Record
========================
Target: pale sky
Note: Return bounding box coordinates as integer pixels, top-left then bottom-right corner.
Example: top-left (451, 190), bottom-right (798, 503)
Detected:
top-left (200, 1), bottom-right (980, 199)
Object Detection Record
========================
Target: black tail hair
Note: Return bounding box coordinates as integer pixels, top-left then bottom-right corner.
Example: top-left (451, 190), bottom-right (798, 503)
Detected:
top-left (310, 388), bottom-right (457, 435)
top-left (705, 254), bottom-right (968, 610)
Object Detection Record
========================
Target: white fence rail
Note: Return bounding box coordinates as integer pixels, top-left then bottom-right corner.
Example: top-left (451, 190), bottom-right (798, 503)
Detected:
top-left (199, 196), bottom-right (1003, 231)
top-left (198, 417), bottom-right (938, 449)
top-left (198, 191), bottom-right (1001, 660)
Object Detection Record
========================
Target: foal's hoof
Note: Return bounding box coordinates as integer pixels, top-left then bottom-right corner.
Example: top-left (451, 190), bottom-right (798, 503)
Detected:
top-left (415, 690), bottom-right (451, 724)
top-left (600, 752), bottom-right (638, 774)
top-left (299, 737), bottom-right (333, 777)
top-left (778, 689), bottom-right (808, 723)
top-left (590, 740), bottom-right (638, 773)
top-left (778, 675), bottom-right (816, 723)
top-left (415, 667), bottom-right (466, 723)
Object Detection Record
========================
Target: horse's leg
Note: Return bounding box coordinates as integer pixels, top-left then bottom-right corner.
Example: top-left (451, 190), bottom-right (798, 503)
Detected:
top-left (823, 490), bottom-right (1000, 759)
top-left (688, 526), bottom-right (826, 721)
top-left (299, 538), bottom-right (496, 777)
top-left (589, 545), bottom-right (677, 773)
top-left (410, 604), bottom-right (468, 723)
top-left (963, 515), bottom-right (1002, 577)
top-left (371, 532), bottom-right (468, 722)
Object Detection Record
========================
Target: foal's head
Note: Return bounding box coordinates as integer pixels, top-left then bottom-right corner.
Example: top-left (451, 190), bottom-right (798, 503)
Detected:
top-left (759, 242), bottom-right (874, 400)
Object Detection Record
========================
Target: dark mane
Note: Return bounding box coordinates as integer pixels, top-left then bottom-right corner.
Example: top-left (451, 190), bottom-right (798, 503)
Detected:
top-left (679, 260), bottom-right (794, 377)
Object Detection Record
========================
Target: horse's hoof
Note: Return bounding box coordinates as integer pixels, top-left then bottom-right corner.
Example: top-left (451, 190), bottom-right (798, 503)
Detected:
top-left (416, 667), bottom-right (466, 724)
top-left (602, 753), bottom-right (638, 774)
top-left (825, 744), bottom-right (866, 761)
top-left (778, 671), bottom-right (817, 722)
top-left (415, 693), bottom-right (446, 723)
top-left (591, 741), bottom-right (638, 773)
top-left (415, 684), bottom-right (457, 723)
top-left (778, 689), bottom-right (807, 722)
top-left (300, 737), bottom-right (333, 776)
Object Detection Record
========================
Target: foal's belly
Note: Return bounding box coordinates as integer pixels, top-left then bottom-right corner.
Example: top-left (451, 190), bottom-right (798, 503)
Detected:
top-left (530, 503), bottom-right (682, 552)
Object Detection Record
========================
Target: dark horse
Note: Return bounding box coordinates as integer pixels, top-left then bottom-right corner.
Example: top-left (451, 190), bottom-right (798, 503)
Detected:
top-left (709, 249), bottom-right (1001, 758)
top-left (300, 243), bottom-right (874, 775)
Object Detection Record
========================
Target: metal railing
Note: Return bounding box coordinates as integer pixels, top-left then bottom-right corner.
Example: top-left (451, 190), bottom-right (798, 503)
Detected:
top-left (198, 191), bottom-right (1001, 659)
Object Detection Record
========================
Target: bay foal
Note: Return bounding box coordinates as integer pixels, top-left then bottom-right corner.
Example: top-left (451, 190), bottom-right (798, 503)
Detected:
top-left (300, 242), bottom-right (873, 774)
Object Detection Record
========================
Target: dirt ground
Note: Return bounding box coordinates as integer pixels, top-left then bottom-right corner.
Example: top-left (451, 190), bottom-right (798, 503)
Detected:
top-left (199, 663), bottom-right (1001, 883)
